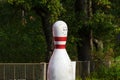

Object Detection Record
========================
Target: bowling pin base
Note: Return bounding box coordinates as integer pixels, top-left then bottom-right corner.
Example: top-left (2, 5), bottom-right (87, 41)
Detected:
top-left (71, 61), bottom-right (76, 80)
top-left (47, 49), bottom-right (73, 80)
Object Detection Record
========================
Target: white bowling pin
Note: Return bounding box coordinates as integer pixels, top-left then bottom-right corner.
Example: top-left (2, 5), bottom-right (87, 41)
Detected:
top-left (47, 20), bottom-right (73, 80)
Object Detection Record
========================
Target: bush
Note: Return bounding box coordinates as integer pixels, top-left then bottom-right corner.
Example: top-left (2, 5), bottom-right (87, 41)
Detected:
top-left (90, 61), bottom-right (120, 80)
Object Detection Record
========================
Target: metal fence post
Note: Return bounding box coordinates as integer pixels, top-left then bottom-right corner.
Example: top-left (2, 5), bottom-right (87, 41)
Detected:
top-left (4, 64), bottom-right (5, 80)
top-left (33, 64), bottom-right (35, 80)
top-left (14, 64), bottom-right (15, 79)
top-left (25, 64), bottom-right (26, 79)
top-left (88, 61), bottom-right (90, 74)
top-left (44, 63), bottom-right (47, 80)
top-left (40, 63), bottom-right (47, 80)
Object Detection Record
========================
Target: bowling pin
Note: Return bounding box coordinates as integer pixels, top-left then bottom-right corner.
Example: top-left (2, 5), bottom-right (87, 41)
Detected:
top-left (47, 20), bottom-right (73, 80)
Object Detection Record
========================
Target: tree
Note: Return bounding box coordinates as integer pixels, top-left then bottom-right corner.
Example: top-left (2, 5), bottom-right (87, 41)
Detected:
top-left (0, 0), bottom-right (47, 62)
top-left (7, 0), bottom-right (64, 62)
top-left (61, 0), bottom-right (119, 79)
top-left (110, 0), bottom-right (120, 57)
top-left (0, 0), bottom-right (120, 64)
top-left (74, 0), bottom-right (92, 79)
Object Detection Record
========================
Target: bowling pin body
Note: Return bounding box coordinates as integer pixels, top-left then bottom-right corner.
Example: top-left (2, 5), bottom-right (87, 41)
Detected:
top-left (47, 21), bottom-right (72, 80)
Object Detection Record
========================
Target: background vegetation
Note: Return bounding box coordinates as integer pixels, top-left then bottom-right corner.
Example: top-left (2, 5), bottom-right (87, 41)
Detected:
top-left (0, 0), bottom-right (119, 62)
top-left (0, 0), bottom-right (120, 61)
top-left (0, 0), bottom-right (120, 79)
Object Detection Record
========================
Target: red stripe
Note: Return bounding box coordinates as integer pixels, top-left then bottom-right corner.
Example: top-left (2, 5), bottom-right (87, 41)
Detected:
top-left (55, 45), bottom-right (66, 49)
top-left (54, 37), bottom-right (67, 41)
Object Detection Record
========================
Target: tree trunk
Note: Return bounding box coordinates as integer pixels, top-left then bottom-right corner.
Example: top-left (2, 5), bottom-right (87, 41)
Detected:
top-left (34, 7), bottom-right (54, 62)
top-left (75, 0), bottom-right (93, 79)
top-left (76, 26), bottom-right (91, 61)
top-left (75, 0), bottom-right (92, 62)
top-left (41, 15), bottom-right (54, 62)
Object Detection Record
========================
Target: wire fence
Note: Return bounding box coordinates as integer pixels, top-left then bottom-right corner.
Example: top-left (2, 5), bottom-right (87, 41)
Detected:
top-left (0, 63), bottom-right (47, 80)
top-left (0, 60), bottom-right (119, 80)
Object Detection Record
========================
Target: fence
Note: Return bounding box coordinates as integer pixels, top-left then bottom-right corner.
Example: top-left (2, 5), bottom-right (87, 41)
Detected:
top-left (0, 61), bottom-right (118, 80)
top-left (0, 63), bottom-right (47, 80)
top-left (0, 61), bottom-right (91, 80)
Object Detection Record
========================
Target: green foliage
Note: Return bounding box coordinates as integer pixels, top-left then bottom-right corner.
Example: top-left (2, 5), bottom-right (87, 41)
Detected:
top-left (95, 0), bottom-right (111, 5)
top-left (110, 0), bottom-right (120, 57)
top-left (8, 0), bottom-right (25, 4)
top-left (94, 0), bottom-right (111, 12)
top-left (91, 12), bottom-right (115, 40)
top-left (0, 2), bottom-right (46, 62)
top-left (0, 0), bottom-right (120, 62)
top-left (47, 0), bottom-right (64, 23)
top-left (76, 61), bottom-right (120, 80)
top-left (7, 0), bottom-right (64, 23)
top-left (91, 62), bottom-right (120, 80)
top-left (0, 0), bottom-right (65, 62)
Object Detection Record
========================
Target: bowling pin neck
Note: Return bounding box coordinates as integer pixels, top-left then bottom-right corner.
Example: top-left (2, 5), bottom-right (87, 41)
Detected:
top-left (54, 37), bottom-right (67, 49)
top-left (55, 44), bottom-right (66, 49)
top-left (54, 37), bottom-right (67, 41)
